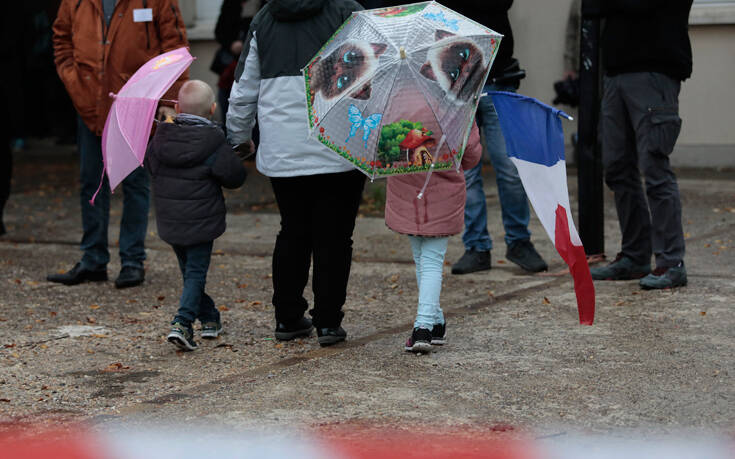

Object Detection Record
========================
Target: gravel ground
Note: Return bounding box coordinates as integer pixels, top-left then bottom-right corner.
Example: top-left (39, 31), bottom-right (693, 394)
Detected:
top-left (1, 142), bottom-right (734, 436)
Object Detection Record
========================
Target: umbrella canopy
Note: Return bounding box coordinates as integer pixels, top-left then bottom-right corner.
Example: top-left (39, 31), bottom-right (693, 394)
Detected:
top-left (97, 47), bottom-right (193, 199)
top-left (303, 2), bottom-right (501, 179)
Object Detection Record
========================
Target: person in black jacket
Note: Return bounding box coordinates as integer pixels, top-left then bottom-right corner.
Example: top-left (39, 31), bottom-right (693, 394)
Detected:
top-left (587, 0), bottom-right (692, 290)
top-left (146, 80), bottom-right (247, 351)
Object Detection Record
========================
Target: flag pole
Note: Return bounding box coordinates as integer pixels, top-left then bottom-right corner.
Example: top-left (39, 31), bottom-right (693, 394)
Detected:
top-left (577, 0), bottom-right (605, 256)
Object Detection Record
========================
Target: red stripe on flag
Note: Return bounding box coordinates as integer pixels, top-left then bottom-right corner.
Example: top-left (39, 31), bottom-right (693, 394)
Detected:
top-left (554, 205), bottom-right (595, 325)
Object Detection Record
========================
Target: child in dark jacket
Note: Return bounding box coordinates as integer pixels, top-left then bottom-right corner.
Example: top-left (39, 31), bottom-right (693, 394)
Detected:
top-left (146, 80), bottom-right (246, 351)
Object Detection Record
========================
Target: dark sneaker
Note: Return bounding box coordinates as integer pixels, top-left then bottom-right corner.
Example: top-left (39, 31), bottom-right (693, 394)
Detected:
top-left (451, 249), bottom-right (491, 275)
top-left (590, 253), bottom-right (651, 280)
top-left (167, 322), bottom-right (197, 351)
top-left (275, 317), bottom-right (313, 341)
top-left (115, 266), bottom-right (145, 289)
top-left (430, 322), bottom-right (447, 345)
top-left (640, 262), bottom-right (687, 290)
top-left (405, 328), bottom-right (433, 353)
top-left (505, 240), bottom-right (548, 272)
top-left (317, 326), bottom-right (347, 347)
top-left (201, 320), bottom-right (223, 339)
top-left (47, 262), bottom-right (108, 285)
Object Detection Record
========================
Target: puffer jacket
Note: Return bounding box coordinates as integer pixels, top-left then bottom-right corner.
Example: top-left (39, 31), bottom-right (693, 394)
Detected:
top-left (226, 0), bottom-right (363, 177)
top-left (385, 122), bottom-right (482, 237)
top-left (53, 0), bottom-right (189, 135)
top-left (145, 114), bottom-right (247, 246)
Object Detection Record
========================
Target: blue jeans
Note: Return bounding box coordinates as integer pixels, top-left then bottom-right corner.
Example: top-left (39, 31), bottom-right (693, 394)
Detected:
top-left (78, 118), bottom-right (149, 270)
top-left (462, 84), bottom-right (531, 252)
top-left (409, 236), bottom-right (448, 329)
top-left (171, 241), bottom-right (220, 326)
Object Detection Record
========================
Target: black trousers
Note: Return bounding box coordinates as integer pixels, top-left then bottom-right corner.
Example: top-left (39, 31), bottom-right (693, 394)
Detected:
top-left (601, 72), bottom-right (685, 268)
top-left (270, 170), bottom-right (366, 329)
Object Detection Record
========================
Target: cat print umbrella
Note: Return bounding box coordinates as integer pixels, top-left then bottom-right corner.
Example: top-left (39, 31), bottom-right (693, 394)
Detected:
top-left (303, 1), bottom-right (501, 179)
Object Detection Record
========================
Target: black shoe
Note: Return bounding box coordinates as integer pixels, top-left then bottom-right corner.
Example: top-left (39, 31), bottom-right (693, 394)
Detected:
top-left (317, 326), bottom-right (346, 347)
top-left (505, 240), bottom-right (548, 273)
top-left (0, 221), bottom-right (6, 236)
top-left (451, 249), bottom-right (491, 275)
top-left (405, 327), bottom-right (433, 353)
top-left (115, 266), bottom-right (145, 289)
top-left (47, 262), bottom-right (108, 285)
top-left (167, 322), bottom-right (197, 351)
top-left (430, 322), bottom-right (446, 345)
top-left (275, 317), bottom-right (313, 341)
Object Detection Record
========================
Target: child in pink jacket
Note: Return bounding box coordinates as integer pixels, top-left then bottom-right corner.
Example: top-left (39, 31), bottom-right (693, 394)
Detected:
top-left (385, 123), bottom-right (482, 353)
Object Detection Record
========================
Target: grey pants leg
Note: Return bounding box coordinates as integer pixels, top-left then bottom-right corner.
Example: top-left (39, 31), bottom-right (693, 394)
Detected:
top-left (601, 72), bottom-right (685, 268)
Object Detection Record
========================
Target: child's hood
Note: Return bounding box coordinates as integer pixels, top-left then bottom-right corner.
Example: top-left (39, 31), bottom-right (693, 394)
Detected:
top-left (150, 114), bottom-right (227, 168)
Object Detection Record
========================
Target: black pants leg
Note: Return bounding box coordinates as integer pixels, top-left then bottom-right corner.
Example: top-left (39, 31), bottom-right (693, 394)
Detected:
top-left (271, 176), bottom-right (314, 325)
top-left (270, 171), bottom-right (365, 329)
top-left (310, 171), bottom-right (365, 328)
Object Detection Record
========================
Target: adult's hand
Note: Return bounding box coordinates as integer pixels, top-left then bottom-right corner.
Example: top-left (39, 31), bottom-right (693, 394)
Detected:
top-left (234, 139), bottom-right (255, 160)
top-left (230, 40), bottom-right (244, 56)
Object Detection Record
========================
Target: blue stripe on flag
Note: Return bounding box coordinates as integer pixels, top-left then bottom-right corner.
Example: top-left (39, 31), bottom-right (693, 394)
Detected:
top-left (489, 91), bottom-right (570, 167)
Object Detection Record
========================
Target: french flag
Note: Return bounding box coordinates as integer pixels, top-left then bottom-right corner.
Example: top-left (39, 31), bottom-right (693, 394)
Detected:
top-left (490, 91), bottom-right (595, 325)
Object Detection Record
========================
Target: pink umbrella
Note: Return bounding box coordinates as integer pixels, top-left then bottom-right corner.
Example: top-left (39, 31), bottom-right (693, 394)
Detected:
top-left (91, 47), bottom-right (193, 204)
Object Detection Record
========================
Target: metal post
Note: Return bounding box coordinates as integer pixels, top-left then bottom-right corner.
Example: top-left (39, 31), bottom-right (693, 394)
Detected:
top-left (577, 0), bottom-right (604, 255)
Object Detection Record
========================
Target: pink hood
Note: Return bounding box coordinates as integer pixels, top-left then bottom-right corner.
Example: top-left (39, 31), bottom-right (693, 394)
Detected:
top-left (385, 123), bottom-right (482, 236)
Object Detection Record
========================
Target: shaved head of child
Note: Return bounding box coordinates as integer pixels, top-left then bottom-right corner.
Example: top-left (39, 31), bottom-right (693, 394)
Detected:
top-left (176, 80), bottom-right (216, 119)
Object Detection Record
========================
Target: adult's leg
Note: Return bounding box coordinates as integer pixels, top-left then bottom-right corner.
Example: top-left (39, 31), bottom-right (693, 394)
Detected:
top-left (461, 162), bottom-right (492, 251)
top-left (485, 85), bottom-right (531, 246)
top-left (270, 176), bottom-right (313, 325)
top-left (310, 170), bottom-right (365, 329)
top-left (119, 166), bottom-right (150, 269)
top-left (623, 72), bottom-right (685, 268)
top-left (78, 117), bottom-right (110, 270)
top-left (600, 75), bottom-right (652, 265)
top-left (172, 241), bottom-right (213, 326)
top-left (409, 236), bottom-right (448, 329)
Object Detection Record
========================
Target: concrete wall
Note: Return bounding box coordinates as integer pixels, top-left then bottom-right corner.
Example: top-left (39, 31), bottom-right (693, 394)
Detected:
top-left (184, 0), bottom-right (735, 167)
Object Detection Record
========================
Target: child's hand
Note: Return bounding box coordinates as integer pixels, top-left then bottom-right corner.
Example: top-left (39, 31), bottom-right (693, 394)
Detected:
top-left (157, 106), bottom-right (176, 123)
top-left (234, 140), bottom-right (255, 160)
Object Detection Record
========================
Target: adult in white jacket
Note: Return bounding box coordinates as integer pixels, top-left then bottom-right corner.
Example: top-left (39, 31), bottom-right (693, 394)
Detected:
top-left (227, 0), bottom-right (365, 347)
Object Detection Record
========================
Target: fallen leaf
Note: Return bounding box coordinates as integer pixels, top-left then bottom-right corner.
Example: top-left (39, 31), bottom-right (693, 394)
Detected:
top-left (542, 297), bottom-right (551, 305)
top-left (704, 243), bottom-right (711, 248)
top-left (487, 290), bottom-right (494, 297)
top-left (103, 362), bottom-right (130, 372)
top-left (13, 279), bottom-right (21, 285)
top-left (39, 344), bottom-right (48, 349)
top-left (126, 299), bottom-right (138, 304)
top-left (11, 352), bottom-right (19, 358)
top-left (389, 274), bottom-right (400, 283)
top-left (0, 398), bottom-right (9, 403)
top-left (249, 301), bottom-right (262, 306)
top-left (615, 301), bottom-right (626, 306)
top-left (157, 296), bottom-right (165, 301)
top-left (86, 317), bottom-right (96, 324)
top-left (237, 284), bottom-right (248, 289)
top-left (218, 305), bottom-right (229, 311)
top-left (91, 334), bottom-right (107, 338)
top-left (49, 311), bottom-right (57, 317)
top-left (700, 311), bottom-right (706, 316)
top-left (3, 343), bottom-right (15, 348)
top-left (497, 260), bottom-right (506, 264)
top-left (390, 283), bottom-right (398, 289)
top-left (41, 385), bottom-right (48, 390)
top-left (26, 281), bottom-right (39, 286)
top-left (89, 304), bottom-right (100, 310)
top-left (0, 318), bottom-right (6, 322)
top-left (235, 299), bottom-right (245, 303)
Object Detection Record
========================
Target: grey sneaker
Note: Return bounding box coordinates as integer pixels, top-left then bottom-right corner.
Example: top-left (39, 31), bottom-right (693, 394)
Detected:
top-left (505, 240), bottom-right (548, 272)
top-left (167, 322), bottom-right (197, 351)
top-left (201, 320), bottom-right (223, 339)
top-left (640, 262), bottom-right (687, 290)
top-left (590, 253), bottom-right (651, 280)
top-left (451, 249), bottom-right (491, 274)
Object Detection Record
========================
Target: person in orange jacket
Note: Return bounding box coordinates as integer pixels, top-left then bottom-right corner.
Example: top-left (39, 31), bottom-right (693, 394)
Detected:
top-left (49, 0), bottom-right (189, 288)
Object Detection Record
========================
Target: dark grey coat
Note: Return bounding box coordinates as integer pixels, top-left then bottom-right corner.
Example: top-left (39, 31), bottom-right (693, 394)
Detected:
top-left (146, 114), bottom-right (246, 246)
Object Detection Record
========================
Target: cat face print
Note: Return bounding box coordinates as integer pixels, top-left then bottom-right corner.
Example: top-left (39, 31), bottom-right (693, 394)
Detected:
top-left (309, 40), bottom-right (388, 102)
top-left (420, 30), bottom-right (487, 103)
